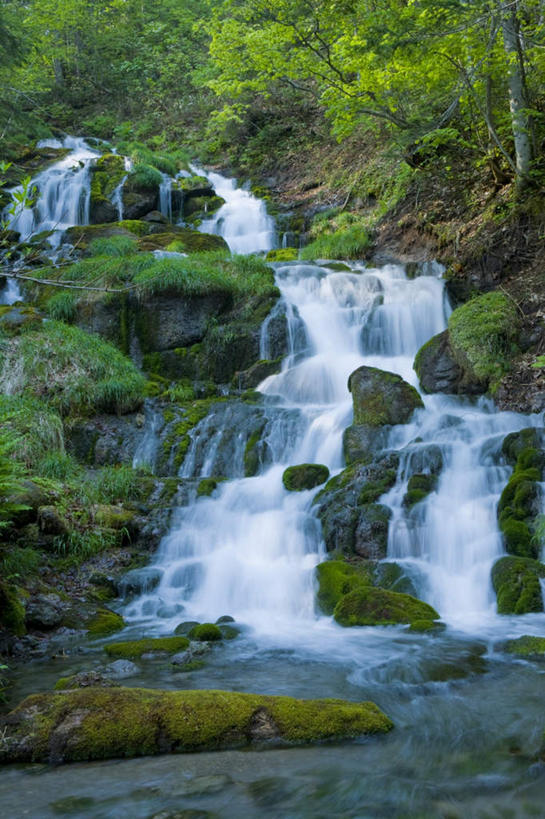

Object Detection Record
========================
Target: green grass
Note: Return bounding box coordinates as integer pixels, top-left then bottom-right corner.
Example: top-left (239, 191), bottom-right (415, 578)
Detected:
top-left (88, 235), bottom-right (138, 258)
top-left (0, 321), bottom-right (146, 416)
top-left (45, 291), bottom-right (77, 322)
top-left (0, 547), bottom-right (41, 580)
top-left (0, 395), bottom-right (64, 468)
top-left (80, 465), bottom-right (145, 505)
top-left (301, 223), bottom-right (371, 260)
top-left (127, 163), bottom-right (163, 191)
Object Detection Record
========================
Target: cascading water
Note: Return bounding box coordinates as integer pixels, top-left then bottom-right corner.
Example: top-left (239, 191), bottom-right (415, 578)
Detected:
top-left (196, 170), bottom-right (277, 253)
top-left (4, 136), bottom-right (100, 243)
top-left (127, 252), bottom-right (543, 638)
top-left (159, 174), bottom-right (173, 222)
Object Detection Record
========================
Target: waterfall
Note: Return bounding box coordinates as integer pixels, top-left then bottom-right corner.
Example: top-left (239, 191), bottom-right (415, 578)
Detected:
top-left (159, 174), bottom-right (173, 222)
top-left (195, 170), bottom-right (277, 253)
top-left (127, 257), bottom-right (542, 637)
top-left (0, 277), bottom-right (22, 305)
top-left (4, 137), bottom-right (100, 244)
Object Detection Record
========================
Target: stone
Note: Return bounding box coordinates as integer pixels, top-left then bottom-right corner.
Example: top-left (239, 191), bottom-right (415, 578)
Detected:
top-left (334, 586), bottom-right (439, 627)
top-left (348, 365), bottom-right (424, 427)
top-left (282, 463), bottom-right (330, 492)
top-left (37, 505), bottom-right (69, 536)
top-left (103, 659), bottom-right (140, 679)
top-left (25, 593), bottom-right (67, 630)
top-left (413, 330), bottom-right (468, 394)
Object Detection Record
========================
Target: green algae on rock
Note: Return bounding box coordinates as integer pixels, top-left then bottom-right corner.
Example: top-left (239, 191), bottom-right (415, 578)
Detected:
top-left (104, 636), bottom-right (190, 659)
top-left (282, 463), bottom-right (330, 492)
top-left (0, 687), bottom-right (393, 764)
top-left (86, 608), bottom-right (125, 637)
top-left (333, 586), bottom-right (439, 627)
top-left (491, 555), bottom-right (545, 614)
top-left (315, 560), bottom-right (372, 615)
top-left (188, 623), bottom-right (223, 641)
top-left (503, 635), bottom-right (545, 656)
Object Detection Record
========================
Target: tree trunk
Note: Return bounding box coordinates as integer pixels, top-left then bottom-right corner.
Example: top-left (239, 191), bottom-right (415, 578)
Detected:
top-left (501, 1), bottom-right (531, 182)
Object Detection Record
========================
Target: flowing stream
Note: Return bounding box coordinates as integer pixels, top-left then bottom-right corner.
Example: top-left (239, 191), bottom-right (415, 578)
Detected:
top-left (3, 164), bottom-right (545, 818)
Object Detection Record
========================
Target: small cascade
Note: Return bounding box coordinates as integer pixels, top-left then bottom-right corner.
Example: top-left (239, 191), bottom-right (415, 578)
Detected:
top-left (4, 137), bottom-right (100, 244)
top-left (159, 174), bottom-right (173, 222)
top-left (0, 277), bottom-right (22, 305)
top-left (196, 170), bottom-right (277, 253)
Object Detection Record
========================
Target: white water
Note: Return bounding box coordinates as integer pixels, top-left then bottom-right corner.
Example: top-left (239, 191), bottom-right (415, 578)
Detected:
top-left (0, 276), bottom-right (22, 305)
top-left (4, 137), bottom-right (100, 243)
top-left (159, 174), bottom-right (173, 222)
top-left (196, 170), bottom-right (277, 253)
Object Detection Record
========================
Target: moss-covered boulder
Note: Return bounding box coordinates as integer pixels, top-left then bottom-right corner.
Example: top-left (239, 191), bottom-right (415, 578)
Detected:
top-left (333, 586), bottom-right (439, 627)
top-left (407, 619), bottom-right (446, 633)
top-left (188, 623), bottom-right (223, 641)
top-left (491, 556), bottom-right (545, 614)
top-left (403, 473), bottom-right (438, 508)
top-left (121, 165), bottom-right (162, 219)
top-left (0, 687), bottom-right (393, 764)
top-left (86, 608), bottom-right (125, 637)
top-left (413, 330), bottom-right (467, 394)
top-left (447, 291), bottom-right (520, 392)
top-left (348, 366), bottom-right (424, 427)
top-left (502, 428), bottom-right (545, 465)
top-left (503, 635), bottom-right (545, 656)
top-left (315, 561), bottom-right (372, 615)
top-left (136, 228), bottom-right (228, 254)
top-left (90, 154), bottom-right (126, 224)
top-left (104, 636), bottom-right (190, 659)
top-left (342, 424), bottom-right (389, 466)
top-left (282, 463), bottom-right (330, 492)
top-left (497, 438), bottom-right (544, 559)
top-left (314, 454), bottom-right (398, 557)
top-left (64, 222), bottom-right (145, 249)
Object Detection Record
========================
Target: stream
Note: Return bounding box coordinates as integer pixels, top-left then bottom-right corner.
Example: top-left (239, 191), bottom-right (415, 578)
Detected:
top-left (1, 144), bottom-right (545, 818)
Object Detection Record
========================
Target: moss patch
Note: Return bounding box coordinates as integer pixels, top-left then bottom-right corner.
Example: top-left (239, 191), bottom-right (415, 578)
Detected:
top-left (497, 440), bottom-right (544, 559)
top-left (0, 582), bottom-right (26, 636)
top-left (282, 463), bottom-right (330, 492)
top-left (491, 556), bottom-right (545, 614)
top-left (104, 636), bottom-right (190, 659)
top-left (0, 687), bottom-right (393, 764)
top-left (86, 608), bottom-right (125, 637)
top-left (503, 635), bottom-right (545, 656)
top-left (315, 561), bottom-right (372, 615)
top-left (448, 291), bottom-right (520, 391)
top-left (266, 248), bottom-right (298, 262)
top-left (188, 623), bottom-right (223, 641)
top-left (334, 586), bottom-right (439, 627)
top-left (348, 366), bottom-right (423, 427)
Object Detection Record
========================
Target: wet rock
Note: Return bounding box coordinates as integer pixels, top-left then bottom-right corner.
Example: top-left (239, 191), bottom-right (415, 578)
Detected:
top-left (235, 358), bottom-right (282, 390)
top-left (343, 424), bottom-right (388, 466)
top-left (348, 365), bottom-right (423, 426)
top-left (0, 687), bottom-right (393, 764)
top-left (334, 586), bottom-right (439, 627)
top-left (104, 636), bottom-right (190, 659)
top-left (282, 463), bottom-right (329, 492)
top-left (8, 480), bottom-right (50, 525)
top-left (169, 774), bottom-right (233, 798)
top-left (353, 504), bottom-right (391, 559)
top-left (413, 330), bottom-right (468, 394)
top-left (491, 556), bottom-right (545, 614)
top-left (86, 608), bottom-right (125, 637)
top-left (103, 659), bottom-right (140, 678)
top-left (188, 623), bottom-right (223, 641)
top-left (118, 567), bottom-right (162, 597)
top-left (25, 593), bottom-right (67, 630)
top-left (402, 473), bottom-right (438, 508)
top-left (216, 615), bottom-right (235, 624)
top-left (502, 635), bottom-right (545, 656)
top-left (497, 440), bottom-right (544, 559)
top-left (0, 305), bottom-right (42, 336)
top-left (54, 670), bottom-right (119, 689)
top-left (174, 621), bottom-right (200, 636)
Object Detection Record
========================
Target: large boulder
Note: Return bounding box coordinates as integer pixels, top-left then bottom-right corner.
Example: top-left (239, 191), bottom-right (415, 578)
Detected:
top-left (89, 154), bottom-right (126, 224)
top-left (348, 366), bottom-right (424, 427)
top-left (497, 439), bottom-right (545, 559)
top-left (491, 556), bottom-right (545, 614)
top-left (413, 330), bottom-right (468, 394)
top-left (334, 586), bottom-right (439, 627)
top-left (0, 687), bottom-right (393, 763)
top-left (282, 463), bottom-right (329, 492)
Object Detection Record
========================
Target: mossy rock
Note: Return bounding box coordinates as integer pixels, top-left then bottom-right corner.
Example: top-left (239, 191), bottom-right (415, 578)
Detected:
top-left (266, 248), bottom-right (298, 262)
top-left (403, 473), bottom-right (438, 508)
top-left (502, 428), bottom-right (545, 466)
top-left (491, 556), bottom-right (545, 614)
top-left (0, 687), bottom-right (393, 764)
top-left (174, 621), bottom-right (200, 636)
top-left (447, 291), bottom-right (520, 392)
top-left (188, 623), bottom-right (223, 642)
top-left (497, 442), bottom-right (543, 559)
top-left (333, 586), bottom-right (439, 627)
top-left (0, 582), bottom-right (26, 636)
top-left (503, 635), bottom-right (545, 656)
top-left (407, 619), bottom-right (446, 633)
top-left (92, 505), bottom-right (136, 532)
top-left (218, 624), bottom-right (240, 640)
top-left (282, 463), bottom-right (330, 492)
top-left (0, 305), bottom-right (43, 336)
top-left (104, 636), bottom-right (190, 659)
top-left (64, 222), bottom-right (139, 248)
top-left (90, 154), bottom-right (126, 224)
top-left (197, 477), bottom-right (226, 497)
top-left (342, 424), bottom-right (388, 466)
top-left (125, 164), bottom-right (163, 193)
top-left (348, 366), bottom-right (423, 427)
top-left (87, 608), bottom-right (125, 638)
top-left (413, 330), bottom-right (468, 395)
top-left (315, 561), bottom-right (372, 615)
top-left (137, 228), bottom-right (228, 254)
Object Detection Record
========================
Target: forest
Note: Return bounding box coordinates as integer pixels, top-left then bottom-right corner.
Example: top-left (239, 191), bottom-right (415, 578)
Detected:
top-left (1, 1), bottom-right (545, 817)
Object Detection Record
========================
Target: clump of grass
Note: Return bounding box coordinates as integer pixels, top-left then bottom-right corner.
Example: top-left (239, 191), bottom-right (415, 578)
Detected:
top-left (88, 235), bottom-right (138, 258)
top-left (81, 465), bottom-right (145, 505)
top-left (35, 451), bottom-right (81, 481)
top-left (0, 395), bottom-right (64, 468)
top-left (45, 291), bottom-right (77, 322)
top-left (0, 546), bottom-right (41, 580)
top-left (0, 321), bottom-right (146, 416)
top-left (127, 163), bottom-right (163, 191)
top-left (301, 223), bottom-right (371, 260)
top-left (52, 528), bottom-right (120, 562)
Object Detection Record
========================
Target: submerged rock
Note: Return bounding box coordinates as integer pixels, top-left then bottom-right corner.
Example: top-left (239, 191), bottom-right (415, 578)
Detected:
top-left (0, 687), bottom-right (393, 764)
top-left (282, 463), bottom-right (330, 492)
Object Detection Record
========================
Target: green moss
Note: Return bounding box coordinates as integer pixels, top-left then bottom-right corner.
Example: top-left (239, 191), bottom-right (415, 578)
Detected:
top-left (118, 220), bottom-right (154, 236)
top-left (104, 636), bottom-right (190, 659)
top-left (504, 635), bottom-right (545, 656)
top-left (349, 366), bottom-right (424, 427)
top-left (93, 505), bottom-right (135, 530)
top-left (0, 582), bottom-right (26, 636)
top-left (407, 619), bottom-right (446, 633)
top-left (197, 477), bottom-right (226, 497)
top-left (448, 291), bottom-right (520, 390)
top-left (403, 473), bottom-right (438, 508)
top-left (90, 154), bottom-right (125, 206)
top-left (0, 305), bottom-right (43, 336)
top-left (333, 586), bottom-right (439, 627)
top-left (491, 556), bottom-right (545, 614)
top-left (266, 248), bottom-right (298, 261)
top-left (1, 688), bottom-right (393, 764)
top-left (502, 428), bottom-right (544, 465)
top-left (357, 469), bottom-right (397, 504)
top-left (498, 445), bottom-right (543, 559)
top-left (282, 463), bottom-right (330, 492)
top-left (244, 423), bottom-right (266, 477)
top-left (126, 163), bottom-right (162, 192)
top-left (315, 561), bottom-right (371, 615)
top-left (87, 608), bottom-right (125, 637)
top-left (175, 660), bottom-right (206, 672)
top-left (188, 623), bottom-right (223, 641)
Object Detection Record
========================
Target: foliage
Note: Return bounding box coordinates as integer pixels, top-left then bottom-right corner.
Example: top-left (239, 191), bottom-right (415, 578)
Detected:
top-left (300, 224), bottom-right (371, 260)
top-left (0, 430), bottom-right (28, 528)
top-left (0, 395), bottom-right (64, 468)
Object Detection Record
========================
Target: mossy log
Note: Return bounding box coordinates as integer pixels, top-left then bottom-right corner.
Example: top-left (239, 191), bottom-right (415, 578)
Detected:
top-left (0, 687), bottom-right (393, 764)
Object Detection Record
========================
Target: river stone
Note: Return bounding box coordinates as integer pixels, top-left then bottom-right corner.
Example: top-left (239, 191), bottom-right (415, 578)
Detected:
top-left (0, 688), bottom-right (393, 764)
top-left (103, 659), bottom-right (140, 679)
top-left (348, 365), bottom-right (424, 426)
top-left (343, 424), bottom-right (388, 466)
top-left (169, 774), bottom-right (233, 797)
top-left (118, 567), bottom-right (162, 597)
top-left (37, 505), bottom-right (69, 536)
top-left (174, 621), bottom-right (200, 636)
top-left (25, 593), bottom-right (67, 630)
